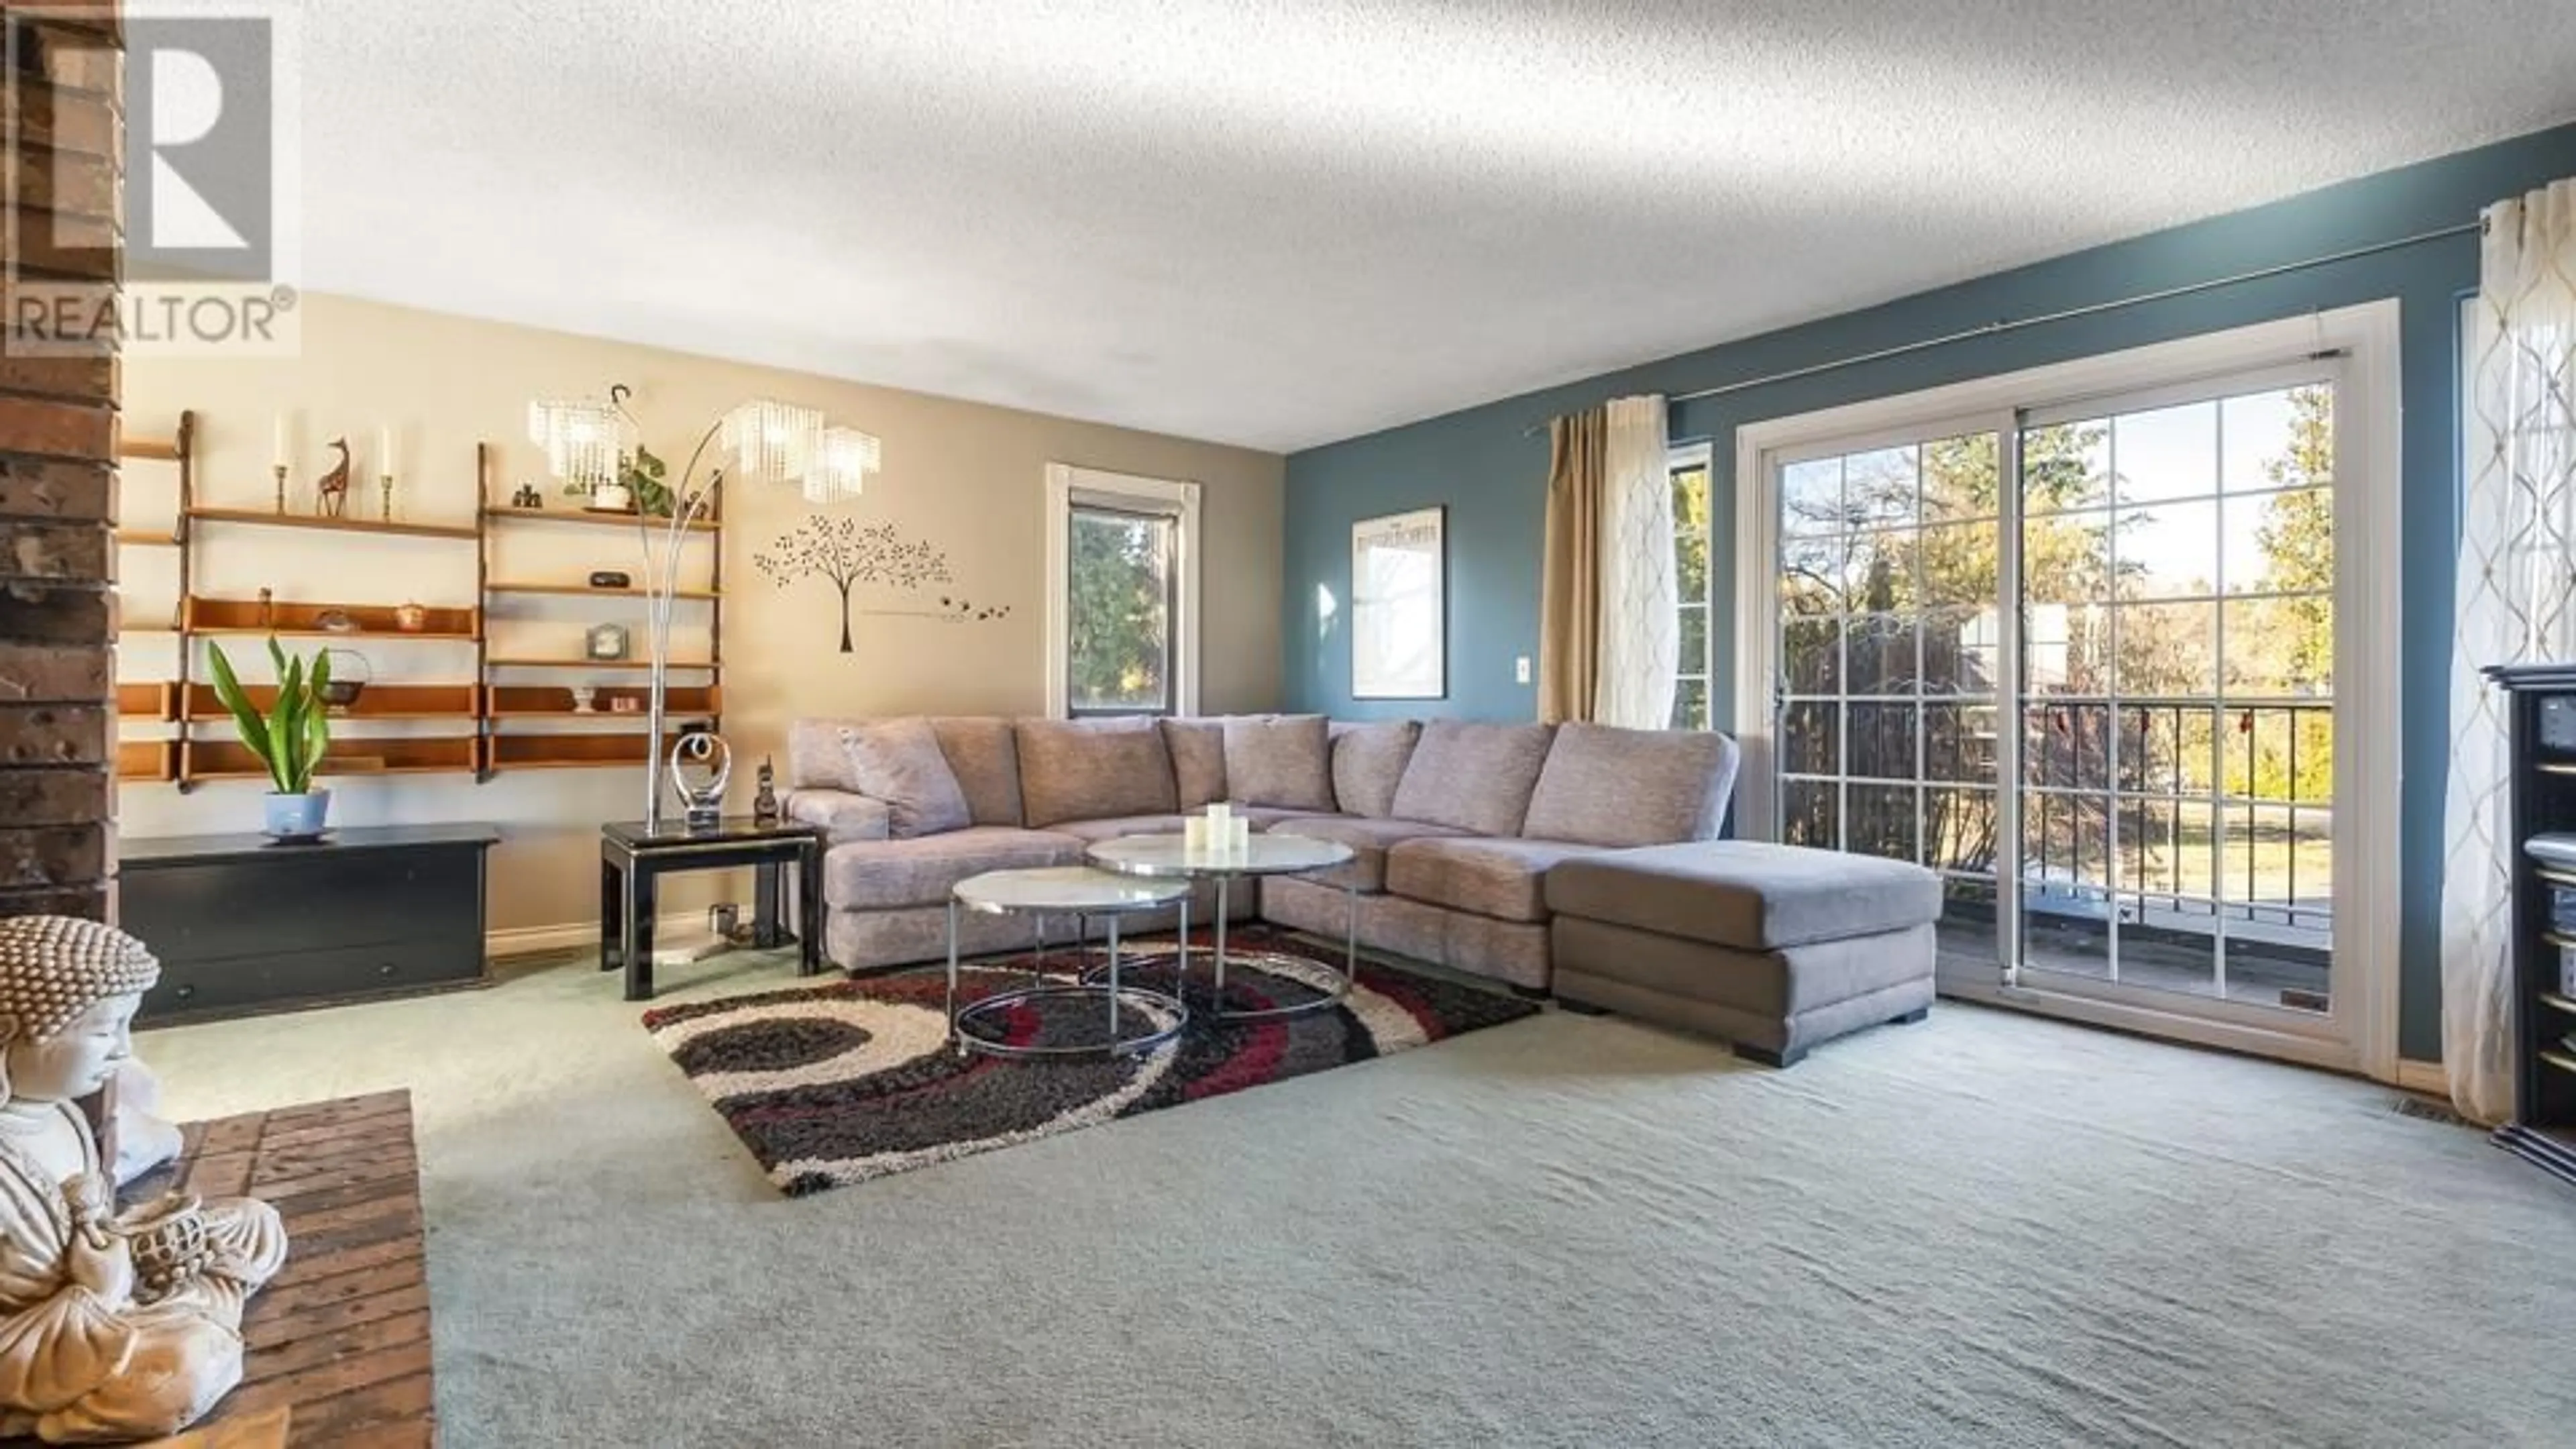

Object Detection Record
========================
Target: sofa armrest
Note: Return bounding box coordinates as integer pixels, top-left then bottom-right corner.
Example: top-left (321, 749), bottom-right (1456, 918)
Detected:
top-left (784, 788), bottom-right (892, 845)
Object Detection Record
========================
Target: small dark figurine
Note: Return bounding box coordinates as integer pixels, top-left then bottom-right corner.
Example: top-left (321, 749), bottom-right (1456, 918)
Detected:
top-left (753, 756), bottom-right (780, 823)
top-left (511, 482), bottom-right (544, 510)
top-left (315, 438), bottom-right (352, 518)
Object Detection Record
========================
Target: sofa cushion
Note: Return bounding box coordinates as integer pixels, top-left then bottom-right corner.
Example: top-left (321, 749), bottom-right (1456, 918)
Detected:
top-left (822, 826), bottom-right (1083, 911)
top-left (930, 717), bottom-right (1025, 826)
top-left (1388, 720), bottom-right (1556, 837)
top-left (1222, 714), bottom-right (1336, 811)
top-left (1329, 720), bottom-right (1420, 818)
top-left (1236, 806), bottom-right (1318, 833)
top-left (1161, 720), bottom-right (1228, 811)
top-left (782, 788), bottom-right (892, 846)
top-left (1544, 841), bottom-right (1942, 951)
top-left (1014, 717), bottom-right (1179, 828)
top-left (1266, 814), bottom-right (1472, 893)
top-left (1385, 837), bottom-right (1608, 923)
top-left (1052, 813), bottom-right (1191, 845)
top-left (1521, 722), bottom-right (1739, 847)
top-left (786, 718), bottom-right (863, 792)
top-left (837, 719), bottom-right (972, 839)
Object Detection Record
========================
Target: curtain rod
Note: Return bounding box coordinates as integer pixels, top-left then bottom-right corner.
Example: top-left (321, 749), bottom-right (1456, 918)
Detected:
top-left (1518, 218), bottom-right (2483, 437)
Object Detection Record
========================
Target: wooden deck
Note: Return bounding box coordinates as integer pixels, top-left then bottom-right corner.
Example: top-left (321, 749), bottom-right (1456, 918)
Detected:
top-left (148, 1091), bottom-right (435, 1446)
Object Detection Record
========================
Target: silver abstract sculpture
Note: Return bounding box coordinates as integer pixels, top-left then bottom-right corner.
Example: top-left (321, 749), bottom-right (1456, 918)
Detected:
top-left (669, 732), bottom-right (733, 830)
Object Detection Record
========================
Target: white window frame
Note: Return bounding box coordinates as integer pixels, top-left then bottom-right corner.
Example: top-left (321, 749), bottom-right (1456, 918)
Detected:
top-left (1670, 441), bottom-right (1715, 728)
top-left (1043, 464), bottom-right (1202, 719)
top-left (1729, 302), bottom-right (2403, 1083)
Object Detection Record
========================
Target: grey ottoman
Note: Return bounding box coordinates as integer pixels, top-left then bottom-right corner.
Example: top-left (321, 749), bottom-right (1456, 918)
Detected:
top-left (1546, 841), bottom-right (1940, 1067)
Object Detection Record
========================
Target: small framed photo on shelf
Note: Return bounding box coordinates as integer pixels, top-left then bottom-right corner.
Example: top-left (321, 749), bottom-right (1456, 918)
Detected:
top-left (585, 623), bottom-right (630, 661)
top-left (1350, 506), bottom-right (1446, 700)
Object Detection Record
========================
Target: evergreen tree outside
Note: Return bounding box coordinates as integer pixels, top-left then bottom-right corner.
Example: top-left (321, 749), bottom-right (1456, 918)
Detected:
top-left (1067, 509), bottom-right (1174, 712)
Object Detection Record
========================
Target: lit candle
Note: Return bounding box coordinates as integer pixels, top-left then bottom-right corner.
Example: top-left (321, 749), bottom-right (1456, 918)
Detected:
top-left (377, 424), bottom-right (395, 476)
top-left (272, 413), bottom-right (290, 469)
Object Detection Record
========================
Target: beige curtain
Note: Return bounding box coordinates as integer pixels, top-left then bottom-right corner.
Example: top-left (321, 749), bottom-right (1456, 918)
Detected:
top-left (1538, 410), bottom-right (1605, 722)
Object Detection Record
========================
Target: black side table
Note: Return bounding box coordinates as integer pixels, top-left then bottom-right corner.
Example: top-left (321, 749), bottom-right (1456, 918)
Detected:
top-left (600, 817), bottom-right (825, 1000)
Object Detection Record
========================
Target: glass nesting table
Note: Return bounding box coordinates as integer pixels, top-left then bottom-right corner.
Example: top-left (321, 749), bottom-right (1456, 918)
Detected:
top-left (1085, 833), bottom-right (1359, 1022)
top-left (945, 865), bottom-right (1194, 1059)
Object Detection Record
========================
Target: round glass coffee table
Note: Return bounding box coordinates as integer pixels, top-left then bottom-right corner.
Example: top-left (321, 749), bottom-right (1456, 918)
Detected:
top-left (1084, 833), bottom-right (1358, 1022)
top-left (946, 866), bottom-right (1192, 1059)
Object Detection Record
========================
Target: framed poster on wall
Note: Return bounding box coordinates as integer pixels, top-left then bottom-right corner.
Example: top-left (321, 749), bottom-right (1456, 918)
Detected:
top-left (1351, 506), bottom-right (1446, 699)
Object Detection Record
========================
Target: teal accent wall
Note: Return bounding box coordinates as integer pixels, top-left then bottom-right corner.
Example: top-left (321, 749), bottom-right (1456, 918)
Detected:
top-left (1282, 123), bottom-right (2576, 1063)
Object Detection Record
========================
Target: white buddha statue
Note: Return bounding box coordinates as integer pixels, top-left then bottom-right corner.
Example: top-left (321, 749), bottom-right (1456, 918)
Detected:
top-left (0, 917), bottom-right (286, 1444)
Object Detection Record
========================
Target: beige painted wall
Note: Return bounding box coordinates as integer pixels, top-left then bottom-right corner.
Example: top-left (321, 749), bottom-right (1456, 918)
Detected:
top-left (119, 294), bottom-right (1285, 940)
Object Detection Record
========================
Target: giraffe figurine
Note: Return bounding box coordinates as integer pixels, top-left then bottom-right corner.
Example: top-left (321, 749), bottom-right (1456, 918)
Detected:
top-left (316, 438), bottom-right (352, 518)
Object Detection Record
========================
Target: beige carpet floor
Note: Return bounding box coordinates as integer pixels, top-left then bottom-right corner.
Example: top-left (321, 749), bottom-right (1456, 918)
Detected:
top-left (141, 948), bottom-right (2574, 1447)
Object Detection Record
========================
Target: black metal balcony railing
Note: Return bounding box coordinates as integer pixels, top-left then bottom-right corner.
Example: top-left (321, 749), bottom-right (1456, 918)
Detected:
top-left (1786, 696), bottom-right (2332, 957)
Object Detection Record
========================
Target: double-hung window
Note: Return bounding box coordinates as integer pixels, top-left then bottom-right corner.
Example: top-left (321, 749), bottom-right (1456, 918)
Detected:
top-left (1044, 466), bottom-right (1201, 718)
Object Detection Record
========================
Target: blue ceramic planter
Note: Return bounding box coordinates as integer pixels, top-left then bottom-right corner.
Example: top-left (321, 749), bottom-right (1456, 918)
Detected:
top-left (262, 790), bottom-right (331, 841)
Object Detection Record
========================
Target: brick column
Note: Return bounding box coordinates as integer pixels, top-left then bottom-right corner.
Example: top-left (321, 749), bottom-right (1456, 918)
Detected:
top-left (0, 1), bottom-right (121, 922)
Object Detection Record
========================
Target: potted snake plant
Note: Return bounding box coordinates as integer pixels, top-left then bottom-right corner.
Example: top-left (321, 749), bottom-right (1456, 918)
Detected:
top-left (206, 638), bottom-right (334, 840)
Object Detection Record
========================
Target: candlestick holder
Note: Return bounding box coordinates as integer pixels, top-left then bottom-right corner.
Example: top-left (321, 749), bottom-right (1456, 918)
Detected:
top-left (379, 474), bottom-right (394, 521)
top-left (271, 464), bottom-right (288, 514)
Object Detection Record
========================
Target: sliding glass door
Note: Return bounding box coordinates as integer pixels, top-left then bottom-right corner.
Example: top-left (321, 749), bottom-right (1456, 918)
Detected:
top-left (1772, 429), bottom-right (2008, 975)
top-left (1759, 364), bottom-right (2348, 1040)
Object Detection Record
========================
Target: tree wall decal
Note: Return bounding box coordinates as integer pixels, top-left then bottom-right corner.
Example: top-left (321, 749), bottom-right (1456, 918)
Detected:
top-left (753, 517), bottom-right (1010, 653)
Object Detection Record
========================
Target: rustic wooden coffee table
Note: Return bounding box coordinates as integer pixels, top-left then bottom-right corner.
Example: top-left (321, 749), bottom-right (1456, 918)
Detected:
top-left (115, 1091), bottom-right (437, 1447)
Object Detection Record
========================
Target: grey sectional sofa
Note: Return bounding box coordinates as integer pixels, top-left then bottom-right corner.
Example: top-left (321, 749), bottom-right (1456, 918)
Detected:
top-left (782, 713), bottom-right (1740, 994)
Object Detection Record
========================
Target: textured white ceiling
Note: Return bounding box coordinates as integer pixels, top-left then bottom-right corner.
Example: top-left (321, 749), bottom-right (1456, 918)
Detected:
top-left (292, 1), bottom-right (2576, 451)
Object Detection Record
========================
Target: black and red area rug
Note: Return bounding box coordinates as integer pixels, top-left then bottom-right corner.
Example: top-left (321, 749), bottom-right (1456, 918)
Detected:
top-left (643, 934), bottom-right (1538, 1195)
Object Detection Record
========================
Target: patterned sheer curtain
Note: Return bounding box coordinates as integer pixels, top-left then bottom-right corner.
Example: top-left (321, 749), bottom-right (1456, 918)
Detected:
top-left (2444, 178), bottom-right (2576, 1123)
top-left (1597, 396), bottom-right (1678, 727)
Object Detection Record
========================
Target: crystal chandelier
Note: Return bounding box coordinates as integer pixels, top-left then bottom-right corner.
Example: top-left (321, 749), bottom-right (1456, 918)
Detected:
top-left (718, 400), bottom-right (824, 491)
top-left (526, 393), bottom-right (631, 490)
top-left (519, 382), bottom-right (883, 831)
top-left (808, 425), bottom-right (881, 504)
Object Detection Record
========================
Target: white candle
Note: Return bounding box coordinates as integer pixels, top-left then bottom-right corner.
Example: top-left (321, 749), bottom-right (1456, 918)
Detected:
top-left (272, 413), bottom-right (290, 468)
top-left (1184, 818), bottom-right (1209, 856)
top-left (1208, 801), bottom-right (1232, 827)
top-left (1230, 818), bottom-right (1250, 854)
top-left (377, 424), bottom-right (395, 476)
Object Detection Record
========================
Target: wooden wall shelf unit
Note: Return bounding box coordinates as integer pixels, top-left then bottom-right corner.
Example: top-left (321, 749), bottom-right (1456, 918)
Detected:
top-left (487, 733), bottom-right (686, 771)
top-left (484, 684), bottom-right (718, 718)
top-left (186, 736), bottom-right (482, 780)
top-left (483, 656), bottom-right (714, 672)
top-left (485, 580), bottom-right (722, 601)
top-left (183, 595), bottom-right (482, 641)
top-left (184, 682), bottom-right (482, 722)
top-left (480, 505), bottom-right (719, 533)
top-left (117, 740), bottom-right (176, 783)
top-left (115, 421), bottom-right (733, 787)
top-left (186, 506), bottom-right (483, 542)
top-left (117, 682), bottom-right (174, 719)
top-left (476, 441), bottom-right (727, 777)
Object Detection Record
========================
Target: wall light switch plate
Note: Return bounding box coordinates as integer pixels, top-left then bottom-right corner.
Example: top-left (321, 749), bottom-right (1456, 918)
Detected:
top-left (1515, 656), bottom-right (1532, 684)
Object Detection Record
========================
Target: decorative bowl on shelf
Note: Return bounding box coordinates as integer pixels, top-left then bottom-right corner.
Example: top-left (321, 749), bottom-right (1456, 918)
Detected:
top-left (394, 601), bottom-right (427, 633)
top-left (315, 608), bottom-right (358, 634)
top-left (317, 648), bottom-right (370, 710)
top-left (589, 571), bottom-right (631, 589)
